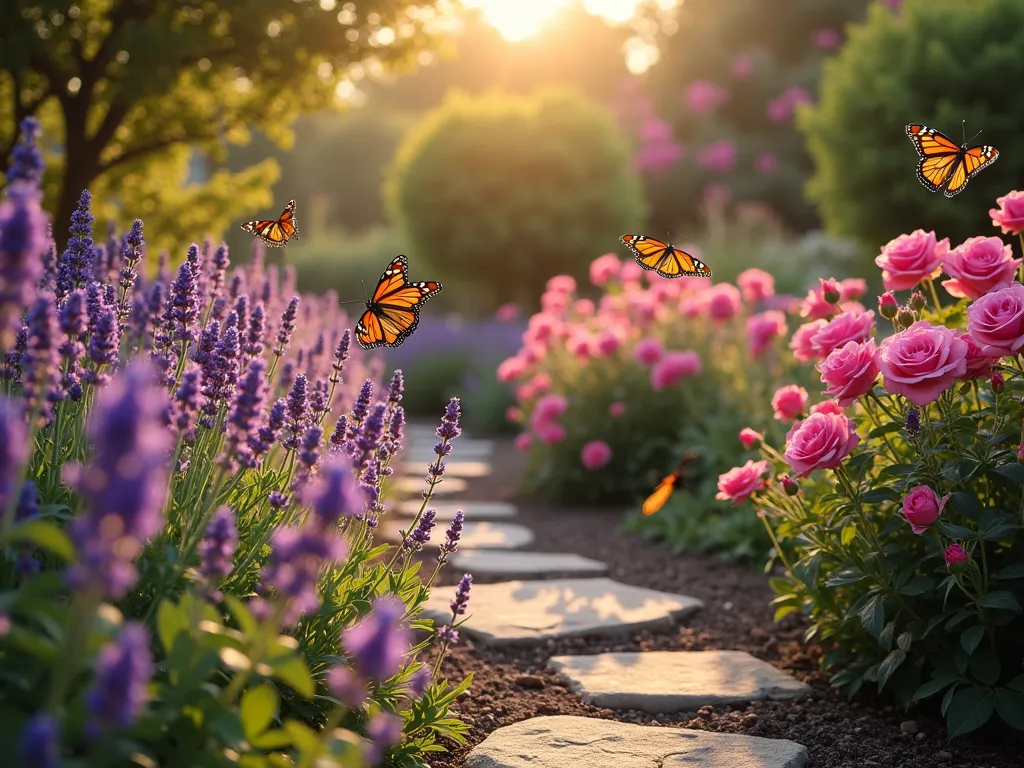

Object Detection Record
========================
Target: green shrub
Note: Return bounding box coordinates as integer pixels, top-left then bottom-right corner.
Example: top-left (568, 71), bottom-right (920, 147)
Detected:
top-left (289, 225), bottom-right (407, 303)
top-left (386, 87), bottom-right (646, 310)
top-left (801, 0), bottom-right (1024, 249)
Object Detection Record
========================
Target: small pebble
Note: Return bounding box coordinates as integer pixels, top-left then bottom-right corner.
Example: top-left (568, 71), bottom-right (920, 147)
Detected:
top-left (935, 750), bottom-right (952, 763)
top-left (723, 601), bottom-right (733, 611)
top-left (514, 674), bottom-right (545, 690)
top-left (916, 732), bottom-right (925, 741)
top-left (900, 720), bottom-right (918, 735)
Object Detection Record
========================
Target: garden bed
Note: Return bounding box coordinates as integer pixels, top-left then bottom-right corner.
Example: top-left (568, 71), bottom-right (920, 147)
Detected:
top-left (425, 435), bottom-right (1022, 768)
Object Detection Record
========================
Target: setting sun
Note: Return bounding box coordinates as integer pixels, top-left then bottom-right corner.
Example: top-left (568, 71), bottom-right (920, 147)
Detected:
top-left (461, 0), bottom-right (646, 42)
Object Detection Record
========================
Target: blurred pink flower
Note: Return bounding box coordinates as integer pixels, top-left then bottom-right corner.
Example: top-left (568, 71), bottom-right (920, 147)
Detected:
top-left (881, 0), bottom-right (903, 10)
top-left (703, 184), bottom-right (732, 208)
top-left (640, 118), bottom-right (674, 143)
top-left (706, 283), bottom-right (742, 320)
top-left (590, 254), bottom-right (620, 286)
top-left (716, 460), bottom-right (770, 504)
top-left (566, 332), bottom-right (592, 361)
top-left (747, 310), bottom-right (787, 357)
top-left (651, 350), bottom-right (702, 390)
top-left (785, 87), bottom-right (812, 107)
top-left (772, 384), bottom-right (809, 421)
top-left (573, 298), bottom-right (595, 317)
top-left (686, 80), bottom-right (729, 113)
top-left (535, 422), bottom-right (567, 445)
top-left (525, 312), bottom-right (559, 345)
top-left (810, 400), bottom-right (845, 416)
top-left (546, 275), bottom-right (576, 294)
top-left (697, 140), bottom-right (737, 173)
top-left (990, 190), bottom-right (1024, 235)
top-left (594, 329), bottom-right (622, 357)
top-left (838, 278), bottom-right (867, 302)
top-left (737, 268), bottom-right (776, 303)
top-left (505, 405), bottom-right (523, 422)
top-left (799, 286), bottom-right (835, 321)
top-left (732, 55), bottom-right (755, 78)
top-left (540, 290), bottom-right (569, 316)
top-left (679, 293), bottom-right (707, 318)
top-left (739, 427), bottom-right (763, 449)
top-left (634, 141), bottom-right (684, 174)
top-left (763, 294), bottom-right (801, 313)
top-left (755, 152), bottom-right (779, 174)
top-left (514, 433), bottom-right (532, 452)
top-left (528, 371), bottom-right (551, 396)
top-left (497, 355), bottom-right (528, 383)
top-left (789, 319), bottom-right (828, 363)
top-left (609, 401), bottom-right (626, 418)
top-left (619, 260), bottom-right (645, 284)
top-left (634, 336), bottom-right (664, 366)
top-left (521, 344), bottom-right (544, 365)
top-left (766, 97), bottom-right (791, 123)
top-left (495, 303), bottom-right (519, 322)
top-left (580, 440), bottom-right (613, 471)
top-left (812, 28), bottom-right (841, 50)
top-left (531, 394), bottom-right (569, 426)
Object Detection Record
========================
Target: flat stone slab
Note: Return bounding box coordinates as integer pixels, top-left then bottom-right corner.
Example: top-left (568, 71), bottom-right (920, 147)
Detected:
top-left (422, 578), bottom-right (702, 645)
top-left (400, 460), bottom-right (492, 478)
top-left (380, 520), bottom-right (535, 550)
top-left (465, 715), bottom-right (809, 768)
top-left (453, 550), bottom-right (608, 581)
top-left (547, 651), bottom-right (811, 712)
top-left (392, 476), bottom-right (468, 495)
top-left (396, 499), bottom-right (518, 521)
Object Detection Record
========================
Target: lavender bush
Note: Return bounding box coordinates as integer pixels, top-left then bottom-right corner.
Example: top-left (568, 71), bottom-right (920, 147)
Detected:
top-left (0, 119), bottom-right (475, 766)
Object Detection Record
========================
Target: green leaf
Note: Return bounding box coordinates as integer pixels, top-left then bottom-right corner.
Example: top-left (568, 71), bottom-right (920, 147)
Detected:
top-left (960, 625), bottom-right (985, 655)
top-left (1007, 675), bottom-right (1024, 695)
top-left (994, 689), bottom-right (1024, 732)
top-left (283, 720), bottom-right (320, 755)
top-left (977, 590), bottom-right (1022, 613)
top-left (249, 728), bottom-right (294, 750)
top-left (768, 577), bottom-right (793, 595)
top-left (269, 655), bottom-right (315, 698)
top-left (913, 674), bottom-right (958, 702)
top-left (946, 686), bottom-right (996, 738)
top-left (938, 521), bottom-right (976, 540)
top-left (7, 519), bottom-right (75, 562)
top-left (773, 605), bottom-right (798, 621)
top-left (861, 487), bottom-right (901, 504)
top-left (949, 492), bottom-right (984, 521)
top-left (240, 684), bottom-right (279, 740)
top-left (877, 649), bottom-right (906, 691)
top-left (942, 683), bottom-right (958, 716)
top-left (896, 631), bottom-right (914, 652)
top-left (878, 622), bottom-right (895, 652)
top-left (878, 464), bottom-right (916, 479)
top-left (969, 649), bottom-right (1002, 687)
top-left (899, 575), bottom-right (935, 596)
top-left (992, 464), bottom-right (1024, 486)
top-left (156, 600), bottom-right (189, 655)
top-left (223, 595), bottom-right (258, 639)
top-left (858, 594), bottom-right (885, 638)
top-left (840, 524), bottom-right (857, 547)
top-left (826, 565), bottom-right (865, 587)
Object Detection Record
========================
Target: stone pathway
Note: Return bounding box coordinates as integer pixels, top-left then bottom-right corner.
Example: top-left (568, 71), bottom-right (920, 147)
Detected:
top-left (464, 716), bottom-right (810, 768)
top-left (392, 475), bottom-right (469, 495)
top-left (400, 460), bottom-right (492, 478)
top-left (381, 520), bottom-right (535, 550)
top-left (395, 499), bottom-right (518, 521)
top-left (451, 550), bottom-right (607, 582)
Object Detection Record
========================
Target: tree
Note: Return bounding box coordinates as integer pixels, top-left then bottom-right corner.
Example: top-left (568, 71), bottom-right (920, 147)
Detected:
top-left (0, 0), bottom-right (440, 247)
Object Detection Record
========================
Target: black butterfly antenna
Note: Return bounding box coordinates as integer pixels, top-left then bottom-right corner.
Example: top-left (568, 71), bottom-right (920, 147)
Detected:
top-left (962, 119), bottom-right (983, 146)
top-left (336, 280), bottom-right (370, 306)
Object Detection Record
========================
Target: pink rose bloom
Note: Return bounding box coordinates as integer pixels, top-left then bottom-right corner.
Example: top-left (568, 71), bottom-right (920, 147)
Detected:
top-left (818, 339), bottom-right (880, 406)
top-left (878, 320), bottom-right (968, 406)
top-left (609, 401), bottom-right (626, 418)
top-left (990, 190), bottom-right (1024, 235)
top-left (809, 309), bottom-right (875, 359)
top-left (640, 118), bottom-right (673, 144)
top-left (766, 97), bottom-right (791, 123)
top-left (634, 336), bottom-right (664, 366)
top-left (497, 355), bottom-right (528, 383)
top-left (590, 253), bottom-right (621, 286)
top-left (521, 344), bottom-right (544, 365)
top-left (620, 260), bottom-right (645, 284)
top-left (737, 268), bottom-right (775, 303)
top-left (772, 384), bottom-right (809, 421)
top-left (810, 400), bottom-right (845, 416)
top-left (697, 140), bottom-right (737, 173)
top-left (875, 230), bottom-right (949, 292)
top-left (594, 329), bottom-right (622, 357)
top-left (959, 332), bottom-right (998, 380)
top-left (715, 460), bottom-right (770, 504)
top-left (679, 293), bottom-right (708, 318)
top-left (686, 80), bottom-right (729, 113)
top-left (505, 405), bottom-right (523, 422)
top-left (514, 433), bottom-right (532, 452)
top-left (547, 275), bottom-right (576, 294)
top-left (651, 350), bottom-right (702, 390)
top-left (799, 286), bottom-right (835, 321)
top-left (739, 427), bottom-right (763, 449)
top-left (941, 236), bottom-right (1022, 300)
top-left (516, 382), bottom-right (536, 402)
top-left (732, 55), bottom-right (754, 78)
top-left (838, 278), bottom-right (867, 302)
top-left (755, 152), bottom-right (779, 174)
top-left (901, 485), bottom-right (950, 534)
top-left (747, 310), bottom-right (787, 357)
top-left (966, 283), bottom-right (1024, 357)
top-left (783, 411), bottom-right (860, 477)
top-left (790, 319), bottom-right (828, 363)
top-left (580, 440), bottom-right (613, 471)
top-left (525, 312), bottom-right (558, 344)
top-left (495, 303), bottom-right (519, 322)
top-left (540, 290), bottom-right (569, 316)
top-left (567, 333), bottom-right (592, 360)
top-left (573, 298), bottom-right (595, 317)
top-left (535, 422), bottom-right (567, 445)
top-left (706, 283), bottom-right (742, 320)
top-left (528, 372), bottom-right (551, 395)
top-left (531, 393), bottom-right (569, 425)
top-left (812, 28), bottom-right (840, 50)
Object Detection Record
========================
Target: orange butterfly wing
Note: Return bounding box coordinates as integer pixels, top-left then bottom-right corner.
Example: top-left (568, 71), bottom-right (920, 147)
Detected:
top-left (944, 144), bottom-right (999, 198)
top-left (642, 475), bottom-right (677, 516)
top-left (620, 234), bottom-right (712, 279)
top-left (905, 125), bottom-right (998, 196)
top-left (355, 255), bottom-right (443, 350)
top-left (240, 199), bottom-right (299, 247)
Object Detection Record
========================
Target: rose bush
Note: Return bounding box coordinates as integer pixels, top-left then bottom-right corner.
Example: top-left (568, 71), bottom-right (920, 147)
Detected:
top-left (719, 189), bottom-right (1024, 737)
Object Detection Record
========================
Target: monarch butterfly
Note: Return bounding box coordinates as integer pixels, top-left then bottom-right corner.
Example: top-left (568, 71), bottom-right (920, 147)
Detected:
top-left (240, 199), bottom-right (299, 247)
top-left (620, 234), bottom-right (712, 279)
top-left (355, 255), bottom-right (442, 350)
top-left (641, 450), bottom-right (699, 516)
top-left (905, 124), bottom-right (999, 198)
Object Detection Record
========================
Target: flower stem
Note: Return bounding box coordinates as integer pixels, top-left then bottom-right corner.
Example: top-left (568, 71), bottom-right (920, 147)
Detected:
top-left (925, 278), bottom-right (942, 312)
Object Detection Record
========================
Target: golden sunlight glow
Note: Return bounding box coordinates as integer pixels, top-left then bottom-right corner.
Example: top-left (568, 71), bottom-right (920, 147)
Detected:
top-left (461, 0), bottom-right (647, 42)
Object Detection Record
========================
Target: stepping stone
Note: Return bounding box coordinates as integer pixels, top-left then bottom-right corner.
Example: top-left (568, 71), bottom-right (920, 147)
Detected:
top-left (391, 476), bottom-right (468, 495)
top-left (421, 577), bottom-right (702, 645)
top-left (400, 460), bottom-right (492, 478)
top-left (396, 500), bottom-right (518, 521)
top-left (452, 550), bottom-right (607, 582)
top-left (380, 520), bottom-right (535, 550)
top-left (547, 650), bottom-right (812, 713)
top-left (465, 715), bottom-right (809, 768)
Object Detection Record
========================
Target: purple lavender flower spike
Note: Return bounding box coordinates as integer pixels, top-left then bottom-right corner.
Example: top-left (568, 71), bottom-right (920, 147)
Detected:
top-left (326, 666), bottom-right (368, 709)
top-left (278, 359), bottom-right (295, 396)
top-left (19, 713), bottom-right (59, 768)
top-left (84, 622), bottom-right (153, 735)
top-left (354, 402), bottom-right (387, 468)
top-left (342, 596), bottom-right (411, 683)
top-left (0, 179), bottom-right (49, 332)
top-left (85, 305), bottom-right (121, 385)
top-left (164, 259), bottom-right (200, 346)
top-left (346, 379), bottom-right (374, 443)
top-left (364, 712), bottom-right (404, 766)
top-left (384, 406), bottom-right (405, 459)
top-left (245, 302), bottom-right (265, 358)
top-left (450, 573), bottom-right (472, 615)
top-left (58, 288), bottom-right (88, 397)
top-left (436, 397), bottom-right (462, 444)
top-left (55, 189), bottom-right (97, 299)
top-left (208, 243), bottom-right (229, 305)
top-left (21, 295), bottom-right (61, 424)
top-left (296, 424), bottom-right (323, 479)
top-left (387, 369), bottom-right (404, 405)
top-left (330, 329), bottom-right (351, 384)
top-left (39, 232), bottom-right (56, 293)
top-left (282, 373), bottom-right (309, 450)
top-left (15, 480), bottom-right (39, 521)
top-left (267, 491), bottom-right (290, 509)
top-left (358, 457), bottom-right (383, 521)
top-left (403, 508), bottom-right (436, 552)
top-left (437, 510), bottom-right (464, 564)
top-left (228, 273), bottom-right (244, 301)
top-left (274, 296), bottom-right (299, 357)
top-left (6, 116), bottom-right (45, 186)
top-left (407, 665), bottom-right (432, 699)
top-left (171, 364), bottom-right (202, 441)
top-left (198, 506), bottom-right (238, 597)
top-left (1, 325), bottom-right (27, 382)
top-left (247, 398), bottom-right (286, 467)
top-left (156, 250), bottom-right (170, 285)
top-left (234, 294), bottom-right (249, 340)
top-left (307, 455), bottom-right (362, 528)
top-left (0, 396), bottom-right (29, 510)
top-left (143, 281), bottom-right (165, 348)
top-left (330, 414), bottom-right (348, 452)
top-left (260, 522), bottom-right (347, 626)
top-left (118, 220), bottom-right (145, 319)
top-left (436, 625), bottom-right (459, 645)
top-left (224, 358), bottom-right (267, 469)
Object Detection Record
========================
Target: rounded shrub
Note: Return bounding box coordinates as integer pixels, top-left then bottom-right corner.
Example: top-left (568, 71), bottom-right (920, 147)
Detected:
top-left (800, 0), bottom-right (1024, 249)
top-left (386, 87), bottom-right (647, 309)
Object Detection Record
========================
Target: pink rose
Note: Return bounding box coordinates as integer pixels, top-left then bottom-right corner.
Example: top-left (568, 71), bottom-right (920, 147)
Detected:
top-left (812, 28), bottom-right (840, 49)
top-left (525, 312), bottom-right (558, 345)
top-left (547, 275), bottom-right (576, 294)
top-left (790, 319), bottom-right (827, 363)
top-left (746, 311), bottom-right (787, 357)
top-left (620, 260), bottom-right (645, 284)
top-left (528, 372), bottom-right (551, 395)
top-left (590, 254), bottom-right (621, 286)
top-left (839, 278), bottom-right (867, 302)
top-left (594, 329), bottom-right (622, 357)
top-left (901, 485), bottom-right (950, 534)
top-left (497, 356), bottom-right (528, 383)
top-left (739, 427), bottom-right (763, 449)
top-left (783, 411), bottom-right (860, 477)
top-left (573, 299), bottom-right (595, 317)
top-left (715, 460), bottom-right (770, 504)
top-left (755, 152), bottom-right (779, 174)
top-left (990, 190), bottom-right (1024, 235)
top-left (959, 332), bottom-right (998, 380)
top-left (944, 543), bottom-right (969, 570)
top-left (566, 333), bottom-right (592, 360)
top-left (531, 394), bottom-right (569, 426)
top-left (941, 236), bottom-right (1021, 300)
top-left (609, 401), bottom-right (626, 418)
top-left (810, 400), bottom-right (845, 416)
top-left (686, 80), bottom-right (729, 113)
top-left (541, 290), bottom-right (569, 316)
top-left (809, 309), bottom-right (875, 358)
top-left (535, 422), bottom-right (566, 445)
top-left (514, 433), bottom-right (532, 452)
top-left (966, 283), bottom-right (1024, 357)
top-left (706, 283), bottom-right (742, 320)
top-left (875, 229), bottom-right (949, 292)
top-left (799, 286), bottom-right (835, 321)
top-left (772, 384), bottom-right (809, 421)
top-left (505, 405), bottom-right (523, 422)
top-left (737, 268), bottom-right (775, 303)
top-left (651, 350), bottom-right (702, 390)
top-left (732, 55), bottom-right (754, 78)
top-left (634, 337), bottom-right (664, 366)
top-left (580, 440), bottom-right (613, 471)
top-left (697, 139), bottom-right (737, 173)
top-left (878, 321), bottom-right (968, 406)
top-left (818, 339), bottom-right (880, 406)
top-left (495, 303), bottom-right (519, 322)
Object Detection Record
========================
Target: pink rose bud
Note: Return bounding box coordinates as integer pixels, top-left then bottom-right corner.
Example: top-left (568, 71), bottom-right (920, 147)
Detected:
top-left (739, 427), bottom-right (763, 449)
top-left (991, 373), bottom-right (1005, 393)
top-left (909, 291), bottom-right (927, 311)
top-left (781, 474), bottom-right (800, 496)
top-left (895, 307), bottom-right (916, 329)
top-left (771, 384), bottom-right (809, 421)
top-left (901, 485), bottom-right (950, 534)
top-left (944, 543), bottom-right (969, 573)
top-left (820, 277), bottom-right (841, 304)
top-left (878, 291), bottom-right (899, 320)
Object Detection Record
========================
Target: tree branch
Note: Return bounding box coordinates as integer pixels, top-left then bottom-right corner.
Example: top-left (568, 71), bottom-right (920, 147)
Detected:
top-left (96, 136), bottom-right (186, 174)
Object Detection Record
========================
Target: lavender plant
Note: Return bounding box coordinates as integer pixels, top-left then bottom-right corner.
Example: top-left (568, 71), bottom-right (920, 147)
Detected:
top-left (0, 119), bottom-right (473, 766)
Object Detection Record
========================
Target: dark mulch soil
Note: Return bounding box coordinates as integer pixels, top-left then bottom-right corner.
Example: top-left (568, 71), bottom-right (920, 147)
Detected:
top-left (417, 432), bottom-right (1024, 768)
